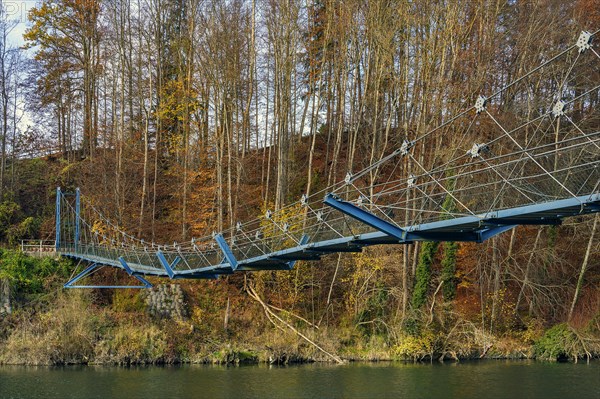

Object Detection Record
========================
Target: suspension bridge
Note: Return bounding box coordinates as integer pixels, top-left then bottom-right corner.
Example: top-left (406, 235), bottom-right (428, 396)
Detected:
top-left (58, 30), bottom-right (600, 288)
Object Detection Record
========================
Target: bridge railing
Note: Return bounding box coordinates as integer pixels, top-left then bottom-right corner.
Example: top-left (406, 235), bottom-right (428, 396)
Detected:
top-left (20, 240), bottom-right (57, 257)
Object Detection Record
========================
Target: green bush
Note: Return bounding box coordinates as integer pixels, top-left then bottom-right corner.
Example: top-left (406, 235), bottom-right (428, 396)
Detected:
top-left (533, 323), bottom-right (593, 361)
top-left (355, 282), bottom-right (389, 337)
top-left (7, 217), bottom-right (41, 246)
top-left (441, 241), bottom-right (458, 301)
top-left (393, 330), bottom-right (437, 361)
top-left (112, 290), bottom-right (145, 313)
top-left (0, 200), bottom-right (21, 241)
top-left (0, 249), bottom-right (71, 299)
top-left (411, 242), bottom-right (438, 309)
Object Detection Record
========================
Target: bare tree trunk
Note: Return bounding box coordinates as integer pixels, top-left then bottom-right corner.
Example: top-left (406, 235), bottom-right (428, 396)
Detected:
top-left (138, 76), bottom-right (150, 237)
top-left (568, 214), bottom-right (598, 322)
top-left (515, 228), bottom-right (542, 312)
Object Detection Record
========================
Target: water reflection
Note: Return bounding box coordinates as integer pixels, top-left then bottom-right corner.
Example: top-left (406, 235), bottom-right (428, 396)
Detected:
top-left (0, 360), bottom-right (598, 399)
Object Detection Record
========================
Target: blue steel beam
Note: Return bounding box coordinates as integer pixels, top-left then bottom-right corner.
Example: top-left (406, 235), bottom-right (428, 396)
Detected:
top-left (324, 194), bottom-right (406, 240)
top-left (173, 274), bottom-right (218, 280)
top-left (478, 225), bottom-right (517, 242)
top-left (64, 263), bottom-right (98, 288)
top-left (67, 285), bottom-right (153, 289)
top-left (65, 261), bottom-right (153, 289)
top-left (307, 245), bottom-right (362, 253)
top-left (483, 218), bottom-right (562, 226)
top-left (62, 253), bottom-right (168, 276)
top-left (55, 187), bottom-right (61, 251)
top-left (132, 275), bottom-right (153, 288)
top-left (175, 268), bottom-right (222, 279)
top-left (287, 234), bottom-right (310, 269)
top-left (75, 188), bottom-right (81, 252)
top-left (397, 195), bottom-right (598, 236)
top-left (214, 234), bottom-right (238, 270)
top-left (118, 257), bottom-right (134, 275)
top-left (156, 251), bottom-right (181, 278)
top-left (119, 257), bottom-right (153, 288)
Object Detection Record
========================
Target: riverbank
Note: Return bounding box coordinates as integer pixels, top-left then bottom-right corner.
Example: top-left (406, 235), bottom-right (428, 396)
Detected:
top-left (1, 288), bottom-right (598, 366)
top-left (1, 251), bottom-right (598, 366)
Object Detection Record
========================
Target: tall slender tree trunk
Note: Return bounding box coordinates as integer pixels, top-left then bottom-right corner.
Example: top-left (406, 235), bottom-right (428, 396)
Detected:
top-left (568, 214), bottom-right (598, 322)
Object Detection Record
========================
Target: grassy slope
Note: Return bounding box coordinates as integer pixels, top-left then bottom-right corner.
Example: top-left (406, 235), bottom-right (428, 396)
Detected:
top-left (0, 250), bottom-right (598, 365)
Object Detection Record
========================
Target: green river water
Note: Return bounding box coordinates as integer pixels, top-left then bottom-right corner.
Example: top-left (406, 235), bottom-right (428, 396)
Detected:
top-left (0, 360), bottom-right (598, 399)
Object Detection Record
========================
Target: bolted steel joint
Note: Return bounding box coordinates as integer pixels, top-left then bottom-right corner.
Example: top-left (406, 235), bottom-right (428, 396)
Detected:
top-left (344, 172), bottom-right (353, 185)
top-left (357, 195), bottom-right (367, 207)
top-left (468, 143), bottom-right (488, 158)
top-left (576, 31), bottom-right (592, 53)
top-left (300, 193), bottom-right (308, 207)
top-left (552, 100), bottom-right (565, 118)
top-left (400, 139), bottom-right (414, 156)
top-left (407, 174), bottom-right (417, 188)
top-left (316, 211), bottom-right (324, 222)
top-left (475, 95), bottom-right (487, 114)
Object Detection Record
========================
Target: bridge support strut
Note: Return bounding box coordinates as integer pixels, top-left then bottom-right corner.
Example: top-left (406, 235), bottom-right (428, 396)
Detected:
top-left (214, 234), bottom-right (238, 270)
top-left (324, 194), bottom-right (406, 241)
top-left (64, 262), bottom-right (152, 289)
top-left (156, 251), bottom-right (181, 278)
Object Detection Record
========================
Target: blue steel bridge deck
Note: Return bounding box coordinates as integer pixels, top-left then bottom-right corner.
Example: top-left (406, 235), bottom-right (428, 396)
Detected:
top-left (59, 193), bottom-right (600, 281)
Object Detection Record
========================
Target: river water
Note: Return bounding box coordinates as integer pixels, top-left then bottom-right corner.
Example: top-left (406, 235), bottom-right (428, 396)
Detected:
top-left (0, 360), bottom-right (598, 399)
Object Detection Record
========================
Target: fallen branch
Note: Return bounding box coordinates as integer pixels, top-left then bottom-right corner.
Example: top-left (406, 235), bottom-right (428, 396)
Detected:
top-left (265, 303), bottom-right (319, 330)
top-left (246, 284), bottom-right (344, 364)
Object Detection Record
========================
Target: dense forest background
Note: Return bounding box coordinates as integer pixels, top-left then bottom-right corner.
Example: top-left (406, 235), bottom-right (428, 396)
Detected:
top-left (0, 0), bottom-right (599, 364)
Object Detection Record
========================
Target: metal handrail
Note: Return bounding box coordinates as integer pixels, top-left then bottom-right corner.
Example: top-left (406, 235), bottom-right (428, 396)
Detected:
top-left (20, 240), bottom-right (56, 254)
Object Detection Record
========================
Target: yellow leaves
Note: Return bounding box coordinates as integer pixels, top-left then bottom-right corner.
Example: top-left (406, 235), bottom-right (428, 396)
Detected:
top-left (456, 269), bottom-right (472, 289)
top-left (342, 250), bottom-right (387, 314)
top-left (393, 331), bottom-right (437, 360)
top-left (190, 307), bottom-right (204, 326)
top-left (259, 202), bottom-right (304, 250)
top-left (484, 287), bottom-right (518, 332)
top-left (155, 79), bottom-right (201, 155)
top-left (155, 80), bottom-right (200, 125)
top-left (24, 0), bottom-right (100, 52)
top-left (343, 251), bottom-right (385, 288)
top-left (354, 251), bottom-right (385, 272)
top-left (91, 219), bottom-right (106, 237)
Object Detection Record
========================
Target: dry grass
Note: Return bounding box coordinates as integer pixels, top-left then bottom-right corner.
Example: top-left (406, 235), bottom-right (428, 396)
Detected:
top-left (0, 291), bottom-right (100, 365)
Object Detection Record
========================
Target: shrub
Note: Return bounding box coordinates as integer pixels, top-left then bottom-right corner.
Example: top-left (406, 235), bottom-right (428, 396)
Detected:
top-left (412, 242), bottom-right (438, 309)
top-left (393, 330), bottom-right (437, 361)
top-left (112, 290), bottom-right (145, 313)
top-left (0, 250), bottom-right (71, 300)
top-left (533, 323), bottom-right (595, 361)
top-left (441, 241), bottom-right (458, 301)
top-left (7, 217), bottom-right (41, 246)
top-left (95, 323), bottom-right (168, 364)
top-left (0, 291), bottom-right (104, 365)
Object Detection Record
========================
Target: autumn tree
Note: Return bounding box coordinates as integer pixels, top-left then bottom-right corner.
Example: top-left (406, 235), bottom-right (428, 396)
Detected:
top-left (25, 0), bottom-right (102, 157)
top-left (0, 3), bottom-right (22, 197)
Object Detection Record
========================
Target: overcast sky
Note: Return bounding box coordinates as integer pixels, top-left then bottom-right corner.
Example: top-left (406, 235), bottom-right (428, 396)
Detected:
top-left (4, 0), bottom-right (35, 46)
